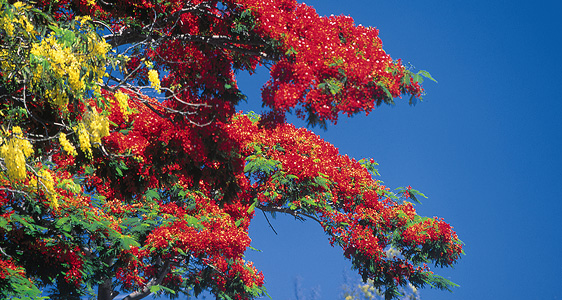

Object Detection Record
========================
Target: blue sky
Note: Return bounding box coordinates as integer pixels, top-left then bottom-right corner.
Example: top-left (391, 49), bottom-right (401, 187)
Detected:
top-left (233, 0), bottom-right (562, 299)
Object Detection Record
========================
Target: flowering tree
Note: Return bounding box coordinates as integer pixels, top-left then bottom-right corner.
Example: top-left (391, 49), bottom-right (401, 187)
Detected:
top-left (0, 0), bottom-right (462, 299)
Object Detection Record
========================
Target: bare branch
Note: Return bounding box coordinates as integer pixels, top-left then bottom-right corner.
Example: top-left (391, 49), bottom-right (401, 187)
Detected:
top-left (256, 203), bottom-right (323, 225)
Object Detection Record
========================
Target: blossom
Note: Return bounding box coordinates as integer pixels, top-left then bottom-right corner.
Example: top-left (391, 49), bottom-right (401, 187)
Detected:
top-left (59, 133), bottom-right (78, 156)
top-left (148, 69), bottom-right (161, 93)
top-left (76, 123), bottom-right (92, 158)
top-left (38, 169), bottom-right (58, 209)
top-left (114, 91), bottom-right (131, 121)
top-left (0, 127), bottom-right (33, 181)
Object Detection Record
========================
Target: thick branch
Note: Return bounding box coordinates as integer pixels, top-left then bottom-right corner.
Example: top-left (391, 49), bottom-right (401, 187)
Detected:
top-left (97, 277), bottom-right (115, 300)
top-left (104, 26), bottom-right (271, 60)
top-left (98, 256), bottom-right (118, 300)
top-left (122, 259), bottom-right (171, 300)
top-left (174, 34), bottom-right (271, 59)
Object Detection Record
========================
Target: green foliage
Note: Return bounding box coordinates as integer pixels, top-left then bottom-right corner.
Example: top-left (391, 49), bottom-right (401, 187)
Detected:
top-left (394, 187), bottom-right (427, 204)
top-left (358, 159), bottom-right (381, 177)
top-left (244, 153), bottom-right (282, 175)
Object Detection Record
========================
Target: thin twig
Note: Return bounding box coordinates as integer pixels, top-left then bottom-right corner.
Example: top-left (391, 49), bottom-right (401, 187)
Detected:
top-left (261, 209), bottom-right (278, 235)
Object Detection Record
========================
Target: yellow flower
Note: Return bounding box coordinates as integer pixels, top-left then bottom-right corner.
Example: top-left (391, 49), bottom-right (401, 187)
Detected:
top-left (3, 22), bottom-right (14, 36)
top-left (11, 126), bottom-right (22, 136)
top-left (148, 69), bottom-right (161, 93)
top-left (24, 19), bottom-right (34, 33)
top-left (79, 15), bottom-right (92, 24)
top-left (38, 169), bottom-right (58, 209)
top-left (92, 35), bottom-right (110, 57)
top-left (0, 127), bottom-right (34, 181)
top-left (85, 110), bottom-right (110, 144)
top-left (114, 91), bottom-right (131, 121)
top-left (5, 147), bottom-right (26, 180)
top-left (76, 110), bottom-right (110, 158)
top-left (29, 30), bottom-right (108, 106)
top-left (68, 62), bottom-right (85, 92)
top-left (59, 133), bottom-right (77, 156)
top-left (76, 123), bottom-right (92, 158)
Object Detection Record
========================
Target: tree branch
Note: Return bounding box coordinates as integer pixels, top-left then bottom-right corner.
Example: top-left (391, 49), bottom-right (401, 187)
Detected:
top-left (122, 259), bottom-right (171, 300)
top-left (256, 203), bottom-right (323, 225)
top-left (98, 256), bottom-right (118, 300)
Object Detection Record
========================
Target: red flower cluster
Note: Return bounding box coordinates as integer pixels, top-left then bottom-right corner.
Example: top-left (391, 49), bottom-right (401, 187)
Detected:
top-left (0, 258), bottom-right (25, 280)
top-left (226, 114), bottom-right (462, 285)
top-left (238, 0), bottom-right (423, 123)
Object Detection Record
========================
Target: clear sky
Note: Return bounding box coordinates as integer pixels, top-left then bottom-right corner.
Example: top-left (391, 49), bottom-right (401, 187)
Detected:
top-left (233, 0), bottom-right (562, 299)
top-left (150, 0), bottom-right (562, 299)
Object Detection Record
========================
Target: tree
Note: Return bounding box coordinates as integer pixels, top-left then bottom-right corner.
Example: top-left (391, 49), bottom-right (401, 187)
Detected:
top-left (0, 0), bottom-right (463, 299)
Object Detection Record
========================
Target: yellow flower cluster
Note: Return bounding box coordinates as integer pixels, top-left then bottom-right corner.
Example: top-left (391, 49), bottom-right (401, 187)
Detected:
top-left (76, 123), bottom-right (92, 158)
top-left (0, 2), bottom-right (37, 75)
top-left (1, 2), bottom-right (113, 121)
top-left (28, 25), bottom-right (110, 110)
top-left (148, 69), bottom-right (161, 93)
top-left (38, 169), bottom-right (58, 209)
top-left (85, 110), bottom-right (110, 144)
top-left (0, 127), bottom-right (34, 181)
top-left (75, 110), bottom-right (110, 158)
top-left (0, 15), bottom-right (15, 35)
top-left (0, 2), bottom-right (35, 37)
top-left (30, 35), bottom-right (83, 109)
top-left (59, 132), bottom-right (77, 156)
top-left (114, 91), bottom-right (131, 121)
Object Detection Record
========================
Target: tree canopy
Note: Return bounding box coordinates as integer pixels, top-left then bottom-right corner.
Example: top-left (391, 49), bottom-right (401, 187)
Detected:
top-left (0, 0), bottom-right (462, 299)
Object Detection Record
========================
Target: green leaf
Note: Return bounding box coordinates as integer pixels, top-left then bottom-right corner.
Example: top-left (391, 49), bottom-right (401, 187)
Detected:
top-left (0, 217), bottom-right (10, 230)
top-left (376, 82), bottom-right (394, 104)
top-left (244, 156), bottom-right (280, 175)
top-left (249, 245), bottom-right (262, 252)
top-left (62, 224), bottom-right (72, 233)
top-left (247, 202), bottom-right (256, 214)
top-left (411, 73), bottom-right (423, 84)
top-left (285, 47), bottom-right (297, 56)
top-left (145, 189), bottom-right (160, 201)
top-left (83, 165), bottom-right (95, 175)
top-left (396, 186), bottom-right (427, 204)
top-left (159, 285), bottom-right (176, 294)
top-left (314, 175), bottom-right (330, 190)
top-left (401, 72), bottom-right (412, 85)
top-left (417, 70), bottom-right (438, 83)
top-left (409, 94), bottom-right (417, 106)
top-left (185, 215), bottom-right (202, 229)
top-left (324, 78), bottom-right (342, 95)
top-left (149, 285), bottom-right (162, 293)
top-left (245, 111), bottom-right (261, 123)
top-left (424, 273), bottom-right (459, 292)
top-left (120, 235), bottom-right (140, 250)
top-left (358, 158), bottom-right (380, 176)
